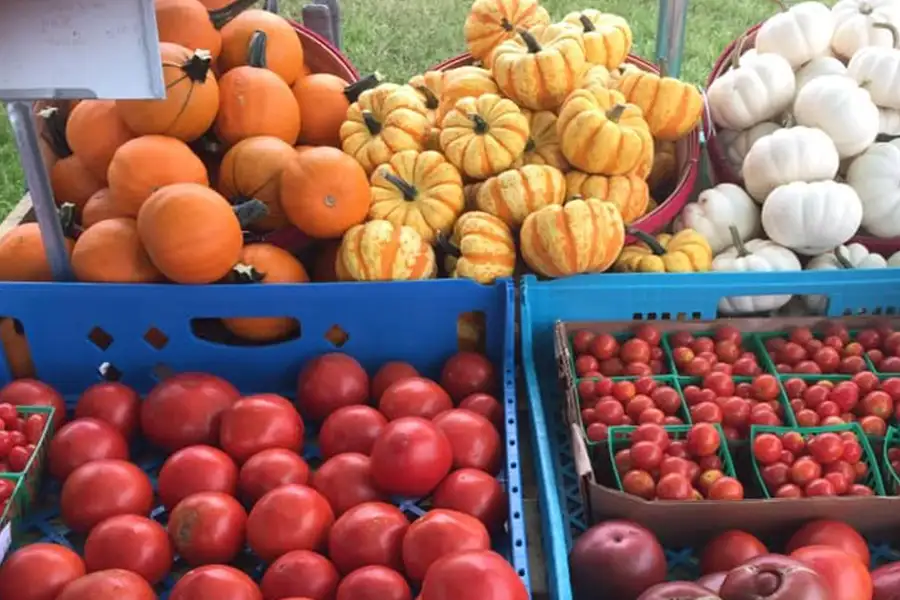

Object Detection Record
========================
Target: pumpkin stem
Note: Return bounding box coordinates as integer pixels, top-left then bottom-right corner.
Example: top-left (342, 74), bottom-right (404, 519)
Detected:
top-left (414, 85), bottom-right (440, 110)
top-left (518, 29), bottom-right (543, 53)
top-left (362, 110), bottom-right (382, 135)
top-left (230, 263), bottom-right (267, 283)
top-left (247, 30), bottom-right (269, 69)
top-left (232, 198), bottom-right (270, 228)
top-left (383, 172), bottom-right (418, 201)
top-left (627, 227), bottom-right (667, 256)
top-left (344, 72), bottom-right (383, 103)
top-left (860, 2), bottom-right (874, 15)
top-left (38, 106), bottom-right (71, 158)
top-left (606, 104), bottom-right (627, 123)
top-left (181, 50), bottom-right (214, 82)
top-left (208, 0), bottom-right (259, 29)
top-left (834, 246), bottom-right (854, 269)
top-left (500, 17), bottom-right (514, 32)
top-left (57, 203), bottom-right (79, 238)
top-left (524, 137), bottom-right (536, 153)
top-left (578, 14), bottom-right (596, 32)
top-left (470, 113), bottom-right (490, 134)
top-left (729, 225), bottom-right (749, 258)
top-left (731, 36), bottom-right (747, 70)
top-left (435, 233), bottom-right (462, 258)
top-left (874, 22), bottom-right (900, 49)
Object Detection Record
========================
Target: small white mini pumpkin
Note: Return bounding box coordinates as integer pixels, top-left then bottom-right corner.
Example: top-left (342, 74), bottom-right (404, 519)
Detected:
top-left (716, 122), bottom-right (781, 178)
top-left (741, 127), bottom-right (840, 202)
top-left (805, 243), bottom-right (888, 312)
top-left (846, 140), bottom-right (900, 238)
top-left (673, 184), bottom-right (761, 254)
top-left (707, 50), bottom-right (796, 131)
top-left (890, 251), bottom-right (900, 267)
top-left (879, 107), bottom-right (900, 135)
top-left (761, 180), bottom-right (863, 255)
top-left (756, 1), bottom-right (837, 69)
top-left (847, 23), bottom-right (900, 109)
top-left (795, 56), bottom-right (849, 90)
top-left (793, 75), bottom-right (879, 158)
top-left (831, 0), bottom-right (900, 60)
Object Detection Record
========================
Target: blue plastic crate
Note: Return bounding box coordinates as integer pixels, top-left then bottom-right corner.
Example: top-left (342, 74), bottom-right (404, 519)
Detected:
top-left (0, 278), bottom-right (529, 596)
top-left (520, 269), bottom-right (900, 600)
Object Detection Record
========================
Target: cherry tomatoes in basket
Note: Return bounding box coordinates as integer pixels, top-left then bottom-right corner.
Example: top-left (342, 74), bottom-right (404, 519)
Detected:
top-left (60, 459), bottom-right (154, 533)
top-left (168, 492), bottom-right (247, 566)
top-left (260, 550), bottom-right (340, 600)
top-left (0, 380), bottom-right (65, 430)
top-left (75, 382), bottom-right (141, 439)
top-left (157, 445), bottom-right (238, 510)
top-left (49, 418), bottom-right (129, 481)
top-left (84, 515), bottom-right (172, 585)
top-left (0, 543), bottom-right (86, 600)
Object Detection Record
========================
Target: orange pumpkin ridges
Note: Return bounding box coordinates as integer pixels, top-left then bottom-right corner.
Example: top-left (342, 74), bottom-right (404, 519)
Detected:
top-left (208, 0), bottom-right (260, 28)
top-left (38, 106), bottom-right (71, 157)
top-left (343, 73), bottom-right (383, 103)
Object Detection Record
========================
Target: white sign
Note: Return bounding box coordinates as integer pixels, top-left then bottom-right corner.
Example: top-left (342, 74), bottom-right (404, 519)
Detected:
top-left (0, 0), bottom-right (165, 100)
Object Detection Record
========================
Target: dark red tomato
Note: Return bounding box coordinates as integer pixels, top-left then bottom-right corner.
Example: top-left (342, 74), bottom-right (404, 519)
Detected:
top-left (421, 550), bottom-right (528, 600)
top-left (168, 492), bottom-right (247, 566)
top-left (311, 452), bottom-right (385, 516)
top-left (140, 373), bottom-right (239, 451)
top-left (432, 410), bottom-right (501, 474)
top-left (785, 519), bottom-right (870, 565)
top-left (48, 418), bottom-right (129, 481)
top-left (84, 515), bottom-right (172, 585)
top-left (372, 362), bottom-right (419, 401)
top-left (440, 352), bottom-right (496, 403)
top-left (700, 531), bottom-right (768, 575)
top-left (336, 566), bottom-right (412, 600)
top-left (378, 377), bottom-right (454, 421)
top-left (260, 550), bottom-right (340, 600)
top-left (402, 509), bottom-right (491, 581)
top-left (319, 405), bottom-right (387, 459)
top-left (0, 543), bottom-right (86, 600)
top-left (370, 417), bottom-right (452, 497)
top-left (432, 469), bottom-right (507, 532)
top-left (297, 353), bottom-right (369, 421)
top-left (327, 502), bottom-right (409, 574)
top-left (75, 382), bottom-right (141, 439)
top-left (56, 569), bottom-right (156, 600)
top-left (61, 459), bottom-right (154, 533)
top-left (157, 445), bottom-right (239, 510)
top-left (169, 565), bottom-right (263, 600)
top-left (459, 393), bottom-right (503, 431)
top-left (23, 414), bottom-right (47, 444)
top-left (790, 545), bottom-right (873, 600)
top-left (247, 484), bottom-right (335, 562)
top-left (239, 448), bottom-right (310, 504)
top-left (0, 379), bottom-right (66, 430)
top-left (219, 396), bottom-right (304, 464)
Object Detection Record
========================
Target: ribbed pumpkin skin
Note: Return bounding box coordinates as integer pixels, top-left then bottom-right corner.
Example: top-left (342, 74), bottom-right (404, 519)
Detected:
top-left (565, 171), bottom-right (650, 224)
top-left (563, 10), bottom-right (632, 70)
top-left (294, 74), bottom-right (351, 148)
top-left (66, 100), bottom-right (136, 181)
top-left (614, 229), bottom-right (713, 273)
top-left (0, 224), bottom-right (74, 282)
top-left (71, 218), bottom-right (162, 283)
top-left (82, 189), bottom-right (128, 228)
top-left (514, 109), bottom-right (569, 171)
top-left (437, 67), bottom-right (499, 122)
top-left (408, 71), bottom-right (444, 129)
top-left (219, 9), bottom-right (305, 85)
top-left (154, 0), bottom-right (223, 61)
top-left (50, 155), bottom-right (104, 212)
top-left (520, 197), bottom-right (625, 278)
top-left (616, 70), bottom-right (703, 141)
top-left (215, 66), bottom-right (301, 147)
top-left (475, 165), bottom-right (566, 228)
top-left (445, 211), bottom-right (516, 284)
top-left (463, 0), bottom-right (550, 62)
top-left (336, 220), bottom-right (437, 282)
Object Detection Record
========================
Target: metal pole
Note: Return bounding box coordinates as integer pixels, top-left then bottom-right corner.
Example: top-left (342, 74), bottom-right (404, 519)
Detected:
top-left (314, 0), bottom-right (342, 50)
top-left (302, 3), bottom-right (335, 46)
top-left (656, 0), bottom-right (689, 77)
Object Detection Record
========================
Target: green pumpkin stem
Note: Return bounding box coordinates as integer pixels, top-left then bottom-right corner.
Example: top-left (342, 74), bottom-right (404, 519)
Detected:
top-left (524, 137), bottom-right (536, 153)
top-left (232, 198), bottom-right (270, 228)
top-left (180, 50), bottom-right (214, 82)
top-left (247, 30), bottom-right (269, 69)
top-left (874, 23), bottom-right (900, 49)
top-left (834, 246), bottom-right (854, 269)
top-left (519, 29), bottom-right (543, 53)
top-left (383, 172), bottom-right (418, 201)
top-left (57, 203), bottom-right (79, 238)
top-left (229, 263), bottom-right (267, 283)
top-left (606, 104), bottom-right (627, 123)
top-left (38, 107), bottom-right (71, 158)
top-left (470, 113), bottom-right (490, 134)
top-left (728, 225), bottom-right (749, 258)
top-left (435, 233), bottom-right (462, 258)
top-left (344, 72), bottom-right (383, 103)
top-left (628, 227), bottom-right (667, 256)
top-left (578, 14), bottom-right (596, 32)
top-left (208, 0), bottom-right (260, 29)
top-left (362, 110), bottom-right (382, 135)
top-left (731, 36), bottom-right (747, 71)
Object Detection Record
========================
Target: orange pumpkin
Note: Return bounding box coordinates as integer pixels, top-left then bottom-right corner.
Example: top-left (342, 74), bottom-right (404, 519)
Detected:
top-left (155, 0), bottom-right (223, 60)
top-left (295, 145), bottom-right (314, 156)
top-left (464, 0), bottom-right (551, 63)
top-left (0, 218), bottom-right (75, 282)
top-left (137, 183), bottom-right (244, 284)
top-left (108, 135), bottom-right (209, 217)
top-left (565, 171), bottom-right (650, 224)
top-left (293, 74), bottom-right (379, 148)
top-left (337, 220), bottom-right (437, 281)
top-left (65, 101), bottom-right (135, 181)
top-left (82, 189), bottom-right (128, 228)
top-left (50, 155), bottom-right (104, 212)
top-left (0, 319), bottom-right (34, 380)
top-left (219, 9), bottom-right (304, 85)
top-left (117, 43), bottom-right (220, 142)
top-left (279, 147), bottom-right (370, 239)
top-left (217, 136), bottom-right (296, 231)
top-left (222, 244), bottom-right (309, 342)
top-left (71, 218), bottom-right (163, 283)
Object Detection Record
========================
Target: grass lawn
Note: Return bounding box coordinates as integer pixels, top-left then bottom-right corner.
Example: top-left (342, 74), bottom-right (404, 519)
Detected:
top-left (0, 0), bottom-right (774, 220)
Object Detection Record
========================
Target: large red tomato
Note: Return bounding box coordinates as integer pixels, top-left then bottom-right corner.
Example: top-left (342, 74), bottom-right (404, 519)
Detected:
top-left (84, 515), bottom-right (172, 585)
top-left (74, 382), bottom-right (141, 439)
top-left (0, 543), bottom-right (86, 600)
top-left (459, 393), bottom-right (503, 431)
top-left (370, 417), bottom-right (453, 497)
top-left (790, 545), bottom-right (873, 600)
top-left (372, 362), bottom-right (419, 401)
top-left (421, 550), bottom-right (528, 600)
top-left (319, 405), bottom-right (387, 459)
top-left (260, 550), bottom-right (340, 600)
top-left (239, 448), bottom-right (310, 504)
top-left (48, 418), bottom-right (129, 481)
top-left (157, 445), bottom-right (238, 510)
top-left (247, 484), bottom-right (335, 562)
top-left (785, 520), bottom-right (870, 565)
top-left (169, 565), bottom-right (263, 600)
top-left (402, 509), bottom-right (491, 581)
top-left (440, 353), bottom-right (496, 403)
top-left (432, 468), bottom-right (507, 531)
top-left (336, 566), bottom-right (412, 600)
top-left (700, 530), bottom-right (768, 575)
top-left (168, 492), bottom-right (247, 565)
top-left (378, 377), bottom-right (453, 421)
top-left (311, 452), bottom-right (385, 515)
top-left (327, 501), bottom-right (409, 574)
top-left (140, 373), bottom-right (239, 451)
top-left (56, 569), bottom-right (155, 600)
top-left (219, 395), bottom-right (304, 464)
top-left (297, 353), bottom-right (369, 421)
top-left (60, 459), bottom-right (154, 532)
top-left (0, 379), bottom-right (66, 429)
top-left (432, 409), bottom-right (501, 474)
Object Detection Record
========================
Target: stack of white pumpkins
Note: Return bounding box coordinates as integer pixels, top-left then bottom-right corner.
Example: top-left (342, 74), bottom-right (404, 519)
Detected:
top-left (676, 0), bottom-right (900, 315)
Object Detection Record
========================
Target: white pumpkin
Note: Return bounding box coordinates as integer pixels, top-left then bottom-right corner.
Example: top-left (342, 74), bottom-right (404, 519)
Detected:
top-left (741, 127), bottom-right (840, 203)
top-left (832, 0), bottom-right (900, 60)
top-left (707, 52), bottom-right (796, 131)
top-left (793, 75), bottom-right (879, 158)
top-left (846, 140), bottom-right (900, 237)
top-left (714, 227), bottom-right (802, 315)
top-left (716, 122), bottom-right (781, 178)
top-left (805, 243), bottom-right (888, 312)
top-left (879, 107), bottom-right (900, 135)
top-left (756, 1), bottom-right (837, 69)
top-left (890, 250), bottom-right (900, 266)
top-left (795, 56), bottom-right (849, 90)
top-left (761, 180), bottom-right (863, 255)
top-left (673, 184), bottom-right (761, 254)
top-left (847, 24), bottom-right (900, 109)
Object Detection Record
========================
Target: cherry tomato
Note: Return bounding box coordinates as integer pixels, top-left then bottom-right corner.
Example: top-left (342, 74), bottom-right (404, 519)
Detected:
top-left (686, 423), bottom-right (720, 457)
top-left (8, 445), bottom-right (31, 472)
top-left (247, 484), bottom-right (335, 563)
top-left (0, 431), bottom-right (11, 458)
top-left (402, 509), bottom-right (491, 581)
top-left (370, 417), bottom-right (452, 497)
top-left (56, 569), bottom-right (155, 600)
top-left (459, 393), bottom-right (504, 431)
top-left (0, 380), bottom-right (66, 430)
top-left (239, 448), bottom-right (310, 504)
top-left (157, 445), bottom-right (239, 510)
top-left (785, 520), bottom-right (870, 565)
top-left (700, 530), bottom-right (767, 574)
top-left (790, 545), bottom-right (873, 600)
top-left (328, 502), bottom-right (409, 574)
top-left (336, 566), bottom-right (412, 600)
top-left (297, 353), bottom-right (369, 421)
top-left (260, 550), bottom-right (340, 600)
top-left (219, 395), bottom-right (304, 464)
top-left (48, 418), bottom-right (129, 481)
top-left (61, 460), bottom-right (154, 533)
top-left (371, 362), bottom-right (419, 401)
top-left (432, 409), bottom-right (501, 474)
top-left (23, 414), bottom-right (46, 444)
top-left (0, 543), bottom-right (86, 600)
top-left (378, 377), bottom-right (454, 421)
top-left (311, 452), bottom-right (385, 516)
top-left (169, 565), bottom-right (263, 600)
top-left (168, 492), bottom-right (247, 566)
top-left (432, 468), bottom-right (507, 531)
top-left (0, 478), bottom-right (13, 501)
top-left (75, 382), bottom-right (141, 439)
top-left (421, 550), bottom-right (528, 600)
top-left (318, 405), bottom-right (387, 459)
top-left (440, 352), bottom-right (496, 403)
top-left (84, 515), bottom-right (172, 585)
top-left (0, 403), bottom-right (18, 429)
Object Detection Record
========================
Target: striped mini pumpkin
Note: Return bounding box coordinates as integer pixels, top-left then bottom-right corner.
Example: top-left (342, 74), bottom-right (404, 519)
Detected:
top-left (565, 171), bottom-right (650, 224)
top-left (443, 211), bottom-right (516, 284)
top-left (475, 165), bottom-right (566, 228)
top-left (336, 220), bottom-right (436, 281)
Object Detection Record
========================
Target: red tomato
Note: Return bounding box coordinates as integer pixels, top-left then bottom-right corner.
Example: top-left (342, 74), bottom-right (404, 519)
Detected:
top-left (0, 403), bottom-right (17, 428)
top-left (56, 569), bottom-right (155, 600)
top-left (157, 445), bottom-right (238, 510)
top-left (378, 377), bottom-right (454, 421)
top-left (432, 468), bottom-right (507, 531)
top-left (140, 373), bottom-right (239, 451)
top-left (402, 509), bottom-right (491, 581)
top-left (433, 409), bottom-right (501, 474)
top-left (785, 519), bottom-right (870, 565)
top-left (371, 362), bottom-right (419, 401)
top-left (23, 414), bottom-right (46, 444)
top-left (75, 382), bottom-right (141, 439)
top-left (790, 545), bottom-right (873, 600)
top-left (7, 445), bottom-right (29, 472)
top-left (328, 502), bottom-right (409, 574)
top-left (239, 448), bottom-right (310, 504)
top-left (247, 484), bottom-right (335, 562)
top-left (459, 393), bottom-right (503, 431)
top-left (318, 405), bottom-right (387, 459)
top-left (336, 566), bottom-right (412, 600)
top-left (297, 353), bottom-right (369, 421)
top-left (219, 395), bottom-right (304, 464)
top-left (421, 550), bottom-right (527, 600)
top-left (48, 418), bottom-right (129, 481)
top-left (0, 380), bottom-right (66, 430)
top-left (260, 550), bottom-right (340, 600)
top-left (84, 515), bottom-right (172, 585)
top-left (0, 543), bottom-right (86, 600)
top-left (168, 492), bottom-right (247, 566)
top-left (370, 417), bottom-right (453, 497)
top-left (440, 352), bottom-right (496, 403)
top-left (311, 452), bottom-right (385, 516)
top-left (169, 565), bottom-right (263, 600)
top-left (61, 460), bottom-right (154, 533)
top-left (699, 530), bottom-right (767, 574)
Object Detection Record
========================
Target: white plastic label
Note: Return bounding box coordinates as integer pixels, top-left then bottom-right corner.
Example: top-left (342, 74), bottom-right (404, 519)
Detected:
top-left (0, 522), bottom-right (11, 564)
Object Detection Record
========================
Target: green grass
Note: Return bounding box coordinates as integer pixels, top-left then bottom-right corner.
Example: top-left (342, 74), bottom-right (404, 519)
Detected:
top-left (0, 0), bottom-right (774, 220)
